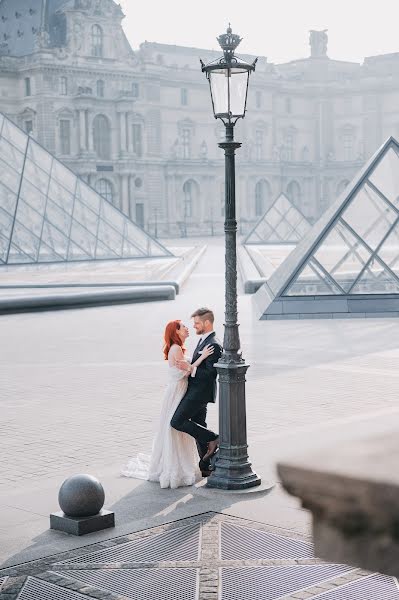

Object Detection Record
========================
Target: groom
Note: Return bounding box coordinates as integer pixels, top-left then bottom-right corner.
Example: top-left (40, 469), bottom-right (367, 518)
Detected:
top-left (171, 307), bottom-right (222, 475)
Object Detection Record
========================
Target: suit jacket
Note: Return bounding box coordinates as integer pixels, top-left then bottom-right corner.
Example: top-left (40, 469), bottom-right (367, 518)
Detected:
top-left (187, 332), bottom-right (223, 404)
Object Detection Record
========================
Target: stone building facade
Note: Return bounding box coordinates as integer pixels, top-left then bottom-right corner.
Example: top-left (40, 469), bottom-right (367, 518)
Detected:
top-left (1, 0), bottom-right (399, 236)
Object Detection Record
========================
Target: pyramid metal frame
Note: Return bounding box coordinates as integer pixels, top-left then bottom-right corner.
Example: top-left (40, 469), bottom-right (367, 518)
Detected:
top-left (243, 192), bottom-right (311, 245)
top-left (0, 112), bottom-right (172, 266)
top-left (255, 136), bottom-right (399, 319)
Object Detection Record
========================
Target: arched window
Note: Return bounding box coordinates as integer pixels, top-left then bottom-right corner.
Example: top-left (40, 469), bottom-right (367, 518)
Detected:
top-left (96, 80), bottom-right (104, 97)
top-left (287, 181), bottom-right (301, 207)
top-left (91, 25), bottom-right (103, 57)
top-left (183, 179), bottom-right (199, 219)
top-left (95, 178), bottom-right (113, 203)
top-left (337, 179), bottom-right (350, 196)
top-left (255, 179), bottom-right (272, 216)
top-left (93, 114), bottom-right (111, 160)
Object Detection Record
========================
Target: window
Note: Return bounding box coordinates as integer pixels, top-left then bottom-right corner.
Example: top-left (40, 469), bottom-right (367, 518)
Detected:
top-left (255, 130), bottom-right (264, 161)
top-left (24, 77), bottom-right (31, 96)
top-left (255, 180), bottom-right (271, 216)
top-left (255, 91), bottom-right (262, 109)
top-left (91, 24), bottom-right (103, 57)
top-left (132, 123), bottom-right (143, 157)
top-left (93, 114), bottom-right (111, 159)
top-left (285, 97), bottom-right (292, 113)
top-left (60, 119), bottom-right (71, 155)
top-left (60, 76), bottom-right (68, 95)
top-left (181, 88), bottom-right (188, 106)
top-left (183, 180), bottom-right (199, 218)
top-left (285, 132), bottom-right (294, 161)
top-left (96, 80), bottom-right (104, 97)
top-left (24, 120), bottom-right (33, 135)
top-left (287, 181), bottom-right (301, 207)
top-left (181, 127), bottom-right (191, 159)
top-left (343, 133), bottom-right (353, 161)
top-left (95, 178), bottom-right (113, 203)
top-left (131, 82), bottom-right (139, 97)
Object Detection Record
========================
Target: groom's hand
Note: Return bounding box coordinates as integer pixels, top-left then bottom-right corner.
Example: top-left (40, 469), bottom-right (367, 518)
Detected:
top-left (176, 359), bottom-right (192, 373)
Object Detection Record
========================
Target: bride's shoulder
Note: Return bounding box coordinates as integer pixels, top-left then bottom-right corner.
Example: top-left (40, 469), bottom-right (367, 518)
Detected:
top-left (169, 343), bottom-right (183, 354)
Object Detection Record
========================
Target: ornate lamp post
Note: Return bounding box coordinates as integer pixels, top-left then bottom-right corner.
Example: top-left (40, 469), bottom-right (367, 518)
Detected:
top-left (201, 26), bottom-right (261, 490)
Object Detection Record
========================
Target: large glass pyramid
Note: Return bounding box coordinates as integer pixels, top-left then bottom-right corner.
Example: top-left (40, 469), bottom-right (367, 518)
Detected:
top-left (0, 113), bottom-right (171, 265)
top-left (255, 137), bottom-right (399, 319)
top-left (244, 193), bottom-right (311, 245)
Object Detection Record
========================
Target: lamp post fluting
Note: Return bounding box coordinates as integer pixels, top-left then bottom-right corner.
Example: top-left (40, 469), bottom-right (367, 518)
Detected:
top-left (201, 26), bottom-right (261, 490)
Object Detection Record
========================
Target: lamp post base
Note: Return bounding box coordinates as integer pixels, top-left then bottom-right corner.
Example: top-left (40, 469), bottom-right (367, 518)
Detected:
top-left (206, 360), bottom-right (261, 490)
top-left (206, 455), bottom-right (261, 490)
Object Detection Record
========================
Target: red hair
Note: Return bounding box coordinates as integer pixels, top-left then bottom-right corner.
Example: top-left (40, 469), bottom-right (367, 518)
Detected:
top-left (163, 320), bottom-right (186, 360)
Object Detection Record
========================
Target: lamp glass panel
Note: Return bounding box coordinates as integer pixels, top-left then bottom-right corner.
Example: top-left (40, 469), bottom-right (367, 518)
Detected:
top-left (229, 70), bottom-right (248, 116)
top-left (209, 70), bottom-right (229, 116)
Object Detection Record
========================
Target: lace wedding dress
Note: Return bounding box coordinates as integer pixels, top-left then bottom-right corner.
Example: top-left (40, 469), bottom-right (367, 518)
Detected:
top-left (121, 364), bottom-right (201, 489)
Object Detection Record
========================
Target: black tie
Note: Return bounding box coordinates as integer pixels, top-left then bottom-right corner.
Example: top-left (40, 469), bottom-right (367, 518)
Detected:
top-left (194, 338), bottom-right (202, 355)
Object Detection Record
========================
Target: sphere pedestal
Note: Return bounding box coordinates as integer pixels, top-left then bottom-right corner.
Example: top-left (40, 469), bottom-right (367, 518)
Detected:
top-left (50, 474), bottom-right (115, 536)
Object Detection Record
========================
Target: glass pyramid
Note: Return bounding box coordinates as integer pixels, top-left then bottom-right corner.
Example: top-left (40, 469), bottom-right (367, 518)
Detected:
top-left (256, 137), bottom-right (399, 318)
top-left (0, 113), bottom-right (171, 265)
top-left (244, 193), bottom-right (311, 245)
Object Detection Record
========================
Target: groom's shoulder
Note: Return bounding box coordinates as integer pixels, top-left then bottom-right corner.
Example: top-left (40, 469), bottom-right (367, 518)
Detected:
top-left (212, 336), bottom-right (223, 349)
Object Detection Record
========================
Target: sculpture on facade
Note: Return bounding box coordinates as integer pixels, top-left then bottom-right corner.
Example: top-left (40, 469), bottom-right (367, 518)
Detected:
top-left (309, 30), bottom-right (328, 58)
top-left (199, 140), bottom-right (208, 159)
top-left (272, 145), bottom-right (280, 161)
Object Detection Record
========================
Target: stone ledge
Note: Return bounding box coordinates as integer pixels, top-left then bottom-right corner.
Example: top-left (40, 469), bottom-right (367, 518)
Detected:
top-left (277, 430), bottom-right (399, 578)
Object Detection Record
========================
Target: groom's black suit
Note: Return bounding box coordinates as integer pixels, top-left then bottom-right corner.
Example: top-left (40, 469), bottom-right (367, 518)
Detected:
top-left (170, 332), bottom-right (222, 460)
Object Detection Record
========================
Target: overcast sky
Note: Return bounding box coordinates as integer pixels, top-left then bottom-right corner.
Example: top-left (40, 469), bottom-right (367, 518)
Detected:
top-left (119, 0), bottom-right (398, 64)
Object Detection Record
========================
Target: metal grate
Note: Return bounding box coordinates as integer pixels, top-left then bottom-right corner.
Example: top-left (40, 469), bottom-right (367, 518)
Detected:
top-left (53, 568), bottom-right (199, 600)
top-left (221, 564), bottom-right (353, 600)
top-left (311, 573), bottom-right (399, 599)
top-left (56, 522), bottom-right (200, 565)
top-left (18, 577), bottom-right (93, 599)
top-left (0, 577), bottom-right (6, 590)
top-left (221, 522), bottom-right (313, 560)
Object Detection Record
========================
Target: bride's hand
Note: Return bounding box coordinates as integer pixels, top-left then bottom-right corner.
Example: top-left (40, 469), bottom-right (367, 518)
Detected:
top-left (200, 344), bottom-right (214, 359)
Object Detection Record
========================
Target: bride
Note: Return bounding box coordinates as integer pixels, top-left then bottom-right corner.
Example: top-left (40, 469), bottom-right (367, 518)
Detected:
top-left (121, 319), bottom-right (214, 489)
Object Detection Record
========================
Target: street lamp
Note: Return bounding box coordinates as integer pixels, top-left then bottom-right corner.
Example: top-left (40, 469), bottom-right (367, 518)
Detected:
top-left (201, 25), bottom-right (261, 489)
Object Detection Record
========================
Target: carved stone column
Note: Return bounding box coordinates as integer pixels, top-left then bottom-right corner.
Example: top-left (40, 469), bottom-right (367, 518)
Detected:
top-left (79, 110), bottom-right (86, 154)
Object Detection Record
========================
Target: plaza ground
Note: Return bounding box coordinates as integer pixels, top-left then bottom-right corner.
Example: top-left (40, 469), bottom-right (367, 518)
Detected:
top-left (1, 236), bottom-right (399, 570)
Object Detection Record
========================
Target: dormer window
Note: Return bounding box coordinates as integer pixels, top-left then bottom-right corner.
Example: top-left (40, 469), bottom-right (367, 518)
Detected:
top-left (60, 76), bottom-right (67, 95)
top-left (91, 24), bottom-right (103, 58)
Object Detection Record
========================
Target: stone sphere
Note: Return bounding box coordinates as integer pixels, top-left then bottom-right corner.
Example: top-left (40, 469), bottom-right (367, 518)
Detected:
top-left (58, 474), bottom-right (105, 518)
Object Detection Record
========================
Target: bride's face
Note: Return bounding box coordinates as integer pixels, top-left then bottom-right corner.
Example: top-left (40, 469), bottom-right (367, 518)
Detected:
top-left (177, 323), bottom-right (189, 342)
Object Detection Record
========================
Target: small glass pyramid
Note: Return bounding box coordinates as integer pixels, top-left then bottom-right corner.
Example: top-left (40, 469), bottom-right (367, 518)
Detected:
top-left (256, 138), bottom-right (399, 319)
top-left (244, 193), bottom-right (311, 245)
top-left (0, 113), bottom-right (171, 265)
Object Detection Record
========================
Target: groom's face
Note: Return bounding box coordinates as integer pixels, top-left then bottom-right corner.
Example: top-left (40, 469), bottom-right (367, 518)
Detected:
top-left (193, 316), bottom-right (206, 335)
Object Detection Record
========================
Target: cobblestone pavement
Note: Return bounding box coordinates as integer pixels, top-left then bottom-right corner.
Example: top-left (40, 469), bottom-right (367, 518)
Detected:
top-left (1, 238), bottom-right (398, 487)
top-left (1, 512), bottom-right (393, 600)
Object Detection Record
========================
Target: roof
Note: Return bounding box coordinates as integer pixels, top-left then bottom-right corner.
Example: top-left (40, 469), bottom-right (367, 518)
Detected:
top-left (0, 0), bottom-right (68, 57)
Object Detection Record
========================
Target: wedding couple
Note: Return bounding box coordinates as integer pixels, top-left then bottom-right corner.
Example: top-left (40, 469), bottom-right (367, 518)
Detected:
top-left (121, 307), bottom-right (222, 488)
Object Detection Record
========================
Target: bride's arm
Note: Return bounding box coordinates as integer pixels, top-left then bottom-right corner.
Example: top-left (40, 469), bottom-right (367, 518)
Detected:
top-left (169, 345), bottom-right (191, 377)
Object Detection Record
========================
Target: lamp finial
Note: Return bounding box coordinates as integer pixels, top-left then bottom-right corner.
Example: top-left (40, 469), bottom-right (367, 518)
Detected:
top-left (217, 24), bottom-right (242, 61)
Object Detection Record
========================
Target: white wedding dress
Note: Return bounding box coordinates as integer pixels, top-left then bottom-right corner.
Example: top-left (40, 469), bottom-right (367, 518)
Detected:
top-left (121, 362), bottom-right (201, 489)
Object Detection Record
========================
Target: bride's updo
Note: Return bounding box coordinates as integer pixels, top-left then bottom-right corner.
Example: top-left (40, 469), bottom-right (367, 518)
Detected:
top-left (163, 320), bottom-right (186, 360)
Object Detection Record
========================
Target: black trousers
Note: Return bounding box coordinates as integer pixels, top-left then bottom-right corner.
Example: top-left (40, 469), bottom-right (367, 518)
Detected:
top-left (170, 392), bottom-right (218, 456)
